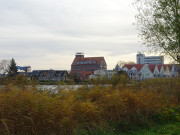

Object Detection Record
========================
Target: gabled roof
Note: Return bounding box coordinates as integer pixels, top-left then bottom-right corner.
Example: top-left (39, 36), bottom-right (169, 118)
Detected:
top-left (31, 70), bottom-right (68, 77)
top-left (157, 64), bottom-right (163, 71)
top-left (115, 64), bottom-right (120, 70)
top-left (72, 57), bottom-right (105, 65)
top-left (163, 65), bottom-right (168, 70)
top-left (165, 64), bottom-right (173, 71)
top-left (123, 65), bottom-right (134, 70)
top-left (123, 64), bottom-right (144, 72)
top-left (135, 64), bottom-right (144, 71)
top-left (147, 64), bottom-right (157, 73)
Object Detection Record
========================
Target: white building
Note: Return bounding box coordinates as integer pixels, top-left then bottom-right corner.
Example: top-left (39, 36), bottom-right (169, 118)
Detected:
top-left (137, 53), bottom-right (164, 65)
top-left (122, 64), bottom-right (178, 80)
top-left (147, 64), bottom-right (159, 77)
top-left (89, 70), bottom-right (117, 79)
top-left (122, 64), bottom-right (154, 80)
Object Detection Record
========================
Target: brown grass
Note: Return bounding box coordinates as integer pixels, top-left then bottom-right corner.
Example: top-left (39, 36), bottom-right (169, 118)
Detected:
top-left (0, 77), bottom-right (179, 134)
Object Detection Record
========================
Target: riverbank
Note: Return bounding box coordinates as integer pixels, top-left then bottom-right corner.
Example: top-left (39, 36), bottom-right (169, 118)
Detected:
top-left (0, 78), bottom-right (179, 135)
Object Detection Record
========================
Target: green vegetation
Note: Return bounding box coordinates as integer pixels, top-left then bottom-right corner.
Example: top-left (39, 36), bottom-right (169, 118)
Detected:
top-left (76, 122), bottom-right (180, 135)
top-left (125, 122), bottom-right (180, 135)
top-left (134, 0), bottom-right (180, 63)
top-left (0, 77), bottom-right (179, 135)
top-left (8, 58), bottom-right (18, 77)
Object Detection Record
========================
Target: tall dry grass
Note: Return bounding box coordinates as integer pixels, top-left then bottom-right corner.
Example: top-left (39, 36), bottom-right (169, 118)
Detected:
top-left (0, 77), bottom-right (179, 134)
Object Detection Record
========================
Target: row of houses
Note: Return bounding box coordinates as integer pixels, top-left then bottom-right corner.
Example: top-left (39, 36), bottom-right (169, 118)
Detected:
top-left (30, 70), bottom-right (69, 81)
top-left (70, 52), bottom-right (180, 80)
top-left (0, 53), bottom-right (179, 82)
top-left (0, 70), bottom-right (69, 82)
top-left (115, 64), bottom-right (179, 80)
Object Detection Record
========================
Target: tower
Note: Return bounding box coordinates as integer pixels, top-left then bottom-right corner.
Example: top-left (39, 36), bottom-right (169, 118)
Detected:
top-left (75, 52), bottom-right (84, 58)
top-left (137, 52), bottom-right (145, 64)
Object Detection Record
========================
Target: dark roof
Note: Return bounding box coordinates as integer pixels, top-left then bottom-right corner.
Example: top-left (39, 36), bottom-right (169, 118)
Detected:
top-left (31, 70), bottom-right (68, 77)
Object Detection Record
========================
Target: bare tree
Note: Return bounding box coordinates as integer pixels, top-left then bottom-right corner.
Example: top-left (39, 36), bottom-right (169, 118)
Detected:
top-left (117, 61), bottom-right (136, 68)
top-left (0, 59), bottom-right (10, 75)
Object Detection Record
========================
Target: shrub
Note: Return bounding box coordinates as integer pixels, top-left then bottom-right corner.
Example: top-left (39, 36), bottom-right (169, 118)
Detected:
top-left (0, 78), bottom-right (179, 134)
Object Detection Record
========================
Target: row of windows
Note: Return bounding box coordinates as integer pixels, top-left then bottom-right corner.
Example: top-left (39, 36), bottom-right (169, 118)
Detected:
top-left (72, 65), bottom-right (100, 69)
top-left (72, 69), bottom-right (96, 71)
top-left (77, 61), bottom-right (96, 64)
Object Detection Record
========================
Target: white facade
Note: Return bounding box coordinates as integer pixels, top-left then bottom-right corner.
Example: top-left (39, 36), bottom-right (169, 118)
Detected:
top-left (89, 70), bottom-right (117, 79)
top-left (139, 65), bottom-right (154, 80)
top-left (170, 65), bottom-right (179, 77)
top-left (122, 64), bottom-right (178, 80)
top-left (137, 53), bottom-right (145, 64)
top-left (163, 66), bottom-right (171, 77)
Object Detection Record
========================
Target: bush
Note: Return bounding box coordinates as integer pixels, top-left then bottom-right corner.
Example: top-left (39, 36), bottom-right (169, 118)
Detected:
top-left (0, 78), bottom-right (179, 134)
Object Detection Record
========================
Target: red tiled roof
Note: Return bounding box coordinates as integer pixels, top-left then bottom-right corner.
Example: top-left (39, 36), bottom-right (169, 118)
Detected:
top-left (163, 65), bottom-right (168, 70)
top-left (135, 64), bottom-right (144, 71)
top-left (165, 64), bottom-right (173, 71)
top-left (72, 57), bottom-right (105, 65)
top-left (123, 65), bottom-right (134, 70)
top-left (123, 64), bottom-right (144, 72)
top-left (157, 64), bottom-right (163, 71)
top-left (147, 64), bottom-right (157, 73)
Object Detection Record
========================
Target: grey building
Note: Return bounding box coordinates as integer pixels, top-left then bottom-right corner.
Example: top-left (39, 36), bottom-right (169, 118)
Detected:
top-left (137, 53), bottom-right (164, 64)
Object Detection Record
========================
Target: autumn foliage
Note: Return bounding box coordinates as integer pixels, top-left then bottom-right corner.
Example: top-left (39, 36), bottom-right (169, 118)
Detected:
top-left (0, 77), bottom-right (179, 134)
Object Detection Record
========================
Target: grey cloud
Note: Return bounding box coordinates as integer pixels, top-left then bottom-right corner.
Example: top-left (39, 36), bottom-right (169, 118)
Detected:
top-left (0, 0), bottom-right (141, 69)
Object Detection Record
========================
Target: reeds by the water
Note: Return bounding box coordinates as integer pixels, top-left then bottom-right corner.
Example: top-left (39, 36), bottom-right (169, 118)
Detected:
top-left (0, 77), bottom-right (179, 135)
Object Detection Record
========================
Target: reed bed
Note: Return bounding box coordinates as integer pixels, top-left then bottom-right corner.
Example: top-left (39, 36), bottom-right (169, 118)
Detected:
top-left (0, 77), bottom-right (179, 135)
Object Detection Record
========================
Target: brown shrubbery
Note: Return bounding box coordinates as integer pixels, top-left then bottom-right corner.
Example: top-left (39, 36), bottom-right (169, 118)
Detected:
top-left (0, 77), bottom-right (179, 134)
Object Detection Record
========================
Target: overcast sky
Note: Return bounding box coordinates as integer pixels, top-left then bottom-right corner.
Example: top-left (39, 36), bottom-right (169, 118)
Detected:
top-left (0, 0), bottom-right (146, 70)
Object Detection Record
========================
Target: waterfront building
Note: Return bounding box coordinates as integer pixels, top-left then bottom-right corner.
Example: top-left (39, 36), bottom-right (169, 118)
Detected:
top-left (71, 52), bottom-right (107, 79)
top-left (122, 64), bottom-right (178, 80)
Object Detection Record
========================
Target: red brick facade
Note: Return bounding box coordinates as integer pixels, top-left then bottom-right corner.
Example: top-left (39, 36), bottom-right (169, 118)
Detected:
top-left (71, 53), bottom-right (107, 78)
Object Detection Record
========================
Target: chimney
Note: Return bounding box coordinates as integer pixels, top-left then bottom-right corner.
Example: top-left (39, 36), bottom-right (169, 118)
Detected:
top-left (75, 52), bottom-right (84, 58)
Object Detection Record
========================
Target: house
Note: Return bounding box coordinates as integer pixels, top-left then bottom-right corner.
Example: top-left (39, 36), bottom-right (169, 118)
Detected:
top-left (166, 64), bottom-right (179, 77)
top-left (31, 70), bottom-right (69, 81)
top-left (122, 64), bottom-right (154, 80)
top-left (176, 65), bottom-right (180, 76)
top-left (157, 64), bottom-right (164, 77)
top-left (163, 65), bottom-right (171, 77)
top-left (89, 70), bottom-right (117, 79)
top-left (147, 64), bottom-right (159, 77)
top-left (122, 64), bottom-right (178, 80)
top-left (115, 64), bottom-right (121, 71)
top-left (71, 52), bottom-right (107, 79)
top-left (137, 64), bottom-right (154, 80)
top-left (122, 64), bottom-right (145, 80)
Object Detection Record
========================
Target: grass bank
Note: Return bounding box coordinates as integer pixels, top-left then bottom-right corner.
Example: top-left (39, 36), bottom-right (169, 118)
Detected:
top-left (0, 77), bottom-right (179, 135)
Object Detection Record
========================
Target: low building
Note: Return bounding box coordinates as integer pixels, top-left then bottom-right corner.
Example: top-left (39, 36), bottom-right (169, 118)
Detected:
top-left (123, 64), bottom-right (154, 80)
top-left (122, 64), bottom-right (178, 80)
top-left (31, 70), bottom-right (69, 81)
top-left (89, 70), bottom-right (117, 79)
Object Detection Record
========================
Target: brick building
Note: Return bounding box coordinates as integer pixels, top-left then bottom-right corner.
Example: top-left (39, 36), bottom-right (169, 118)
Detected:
top-left (71, 52), bottom-right (107, 79)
